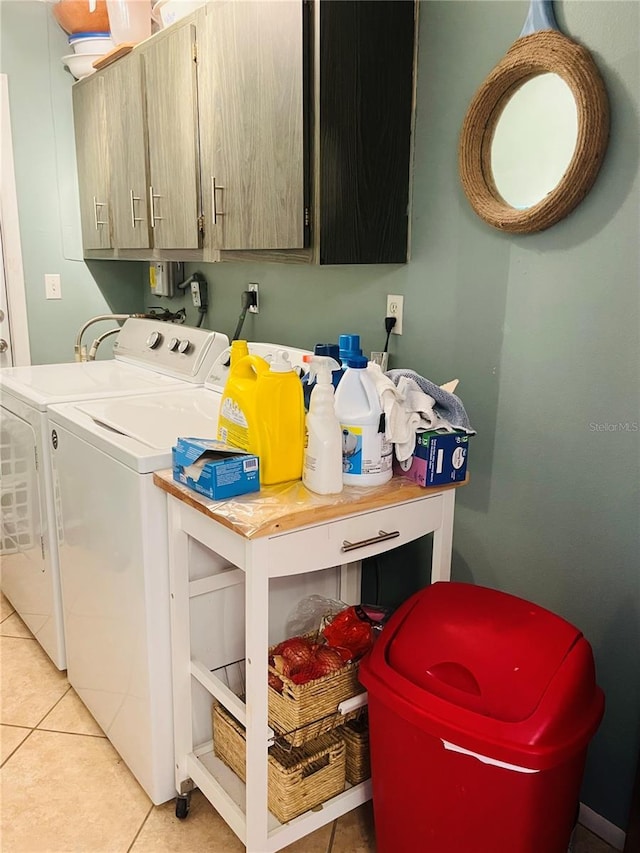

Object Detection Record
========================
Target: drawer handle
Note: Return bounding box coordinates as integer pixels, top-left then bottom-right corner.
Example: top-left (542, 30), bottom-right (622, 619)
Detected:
top-left (129, 189), bottom-right (144, 229)
top-left (341, 529), bottom-right (400, 553)
top-left (149, 186), bottom-right (163, 227)
top-left (93, 197), bottom-right (108, 228)
top-left (212, 176), bottom-right (225, 224)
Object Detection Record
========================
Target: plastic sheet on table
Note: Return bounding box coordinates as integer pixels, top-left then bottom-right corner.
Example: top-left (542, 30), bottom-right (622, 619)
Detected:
top-left (164, 473), bottom-right (434, 538)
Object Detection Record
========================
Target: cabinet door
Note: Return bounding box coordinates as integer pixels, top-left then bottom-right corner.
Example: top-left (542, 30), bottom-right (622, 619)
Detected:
top-left (72, 75), bottom-right (111, 251)
top-left (104, 54), bottom-right (151, 249)
top-left (199, 1), bottom-right (305, 251)
top-left (143, 22), bottom-right (201, 249)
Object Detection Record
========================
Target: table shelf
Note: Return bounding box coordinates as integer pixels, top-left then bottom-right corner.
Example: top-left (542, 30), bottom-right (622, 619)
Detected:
top-left (188, 743), bottom-right (372, 853)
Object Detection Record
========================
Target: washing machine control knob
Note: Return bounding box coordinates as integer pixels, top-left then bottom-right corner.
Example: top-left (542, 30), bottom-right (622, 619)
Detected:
top-left (177, 339), bottom-right (191, 354)
top-left (146, 331), bottom-right (163, 350)
top-left (168, 337), bottom-right (180, 352)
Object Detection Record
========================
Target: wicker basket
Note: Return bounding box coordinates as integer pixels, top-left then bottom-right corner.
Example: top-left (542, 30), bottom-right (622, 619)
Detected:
top-left (212, 703), bottom-right (346, 824)
top-left (342, 715), bottom-right (370, 785)
top-left (268, 638), bottom-right (365, 746)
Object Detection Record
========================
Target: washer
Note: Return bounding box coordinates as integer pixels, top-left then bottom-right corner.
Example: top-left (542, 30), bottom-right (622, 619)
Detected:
top-left (46, 343), bottom-right (340, 805)
top-left (0, 318), bottom-right (229, 669)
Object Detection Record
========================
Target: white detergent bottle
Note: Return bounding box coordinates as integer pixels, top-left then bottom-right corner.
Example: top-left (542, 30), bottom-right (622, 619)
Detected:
top-left (302, 355), bottom-right (343, 495)
top-left (333, 337), bottom-right (393, 487)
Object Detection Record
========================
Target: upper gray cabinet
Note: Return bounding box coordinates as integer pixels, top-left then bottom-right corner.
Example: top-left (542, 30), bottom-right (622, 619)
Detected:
top-left (198, 1), bottom-right (305, 252)
top-left (141, 20), bottom-right (202, 250)
top-left (103, 52), bottom-right (150, 249)
top-left (72, 0), bottom-right (416, 264)
top-left (72, 74), bottom-right (111, 251)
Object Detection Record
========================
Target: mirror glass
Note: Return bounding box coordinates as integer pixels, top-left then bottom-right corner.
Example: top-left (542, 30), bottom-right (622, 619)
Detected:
top-left (491, 73), bottom-right (578, 210)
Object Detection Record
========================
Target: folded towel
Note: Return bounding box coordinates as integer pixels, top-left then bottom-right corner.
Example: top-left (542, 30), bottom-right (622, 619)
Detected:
top-left (366, 364), bottom-right (475, 462)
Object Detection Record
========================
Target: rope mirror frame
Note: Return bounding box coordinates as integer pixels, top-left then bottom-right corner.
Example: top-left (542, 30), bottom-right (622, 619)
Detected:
top-left (458, 30), bottom-right (609, 234)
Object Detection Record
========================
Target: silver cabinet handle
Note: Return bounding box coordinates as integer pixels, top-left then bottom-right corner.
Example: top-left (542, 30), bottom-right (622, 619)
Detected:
top-left (341, 530), bottom-right (400, 553)
top-left (130, 190), bottom-right (144, 229)
top-left (212, 176), bottom-right (225, 224)
top-left (0, 339), bottom-right (8, 354)
top-left (149, 186), bottom-right (163, 228)
top-left (93, 196), bottom-right (108, 229)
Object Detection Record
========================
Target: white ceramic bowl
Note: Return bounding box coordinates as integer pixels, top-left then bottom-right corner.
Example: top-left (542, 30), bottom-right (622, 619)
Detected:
top-left (62, 52), bottom-right (103, 80)
top-left (68, 32), bottom-right (115, 55)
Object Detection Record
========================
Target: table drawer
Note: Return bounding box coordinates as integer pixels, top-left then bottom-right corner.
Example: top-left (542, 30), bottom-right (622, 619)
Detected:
top-left (266, 494), bottom-right (443, 577)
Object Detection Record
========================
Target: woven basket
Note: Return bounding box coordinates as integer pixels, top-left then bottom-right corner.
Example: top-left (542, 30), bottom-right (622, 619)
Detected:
top-left (342, 716), bottom-right (370, 785)
top-left (212, 703), bottom-right (346, 824)
top-left (268, 639), bottom-right (365, 746)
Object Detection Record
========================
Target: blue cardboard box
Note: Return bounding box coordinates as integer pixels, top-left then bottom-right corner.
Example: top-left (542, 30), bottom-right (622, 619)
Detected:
top-left (394, 430), bottom-right (469, 487)
top-left (173, 437), bottom-right (260, 500)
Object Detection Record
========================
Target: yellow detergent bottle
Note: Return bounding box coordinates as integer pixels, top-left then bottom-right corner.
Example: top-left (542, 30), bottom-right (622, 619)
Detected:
top-left (229, 339), bottom-right (249, 367)
top-left (217, 350), bottom-right (305, 485)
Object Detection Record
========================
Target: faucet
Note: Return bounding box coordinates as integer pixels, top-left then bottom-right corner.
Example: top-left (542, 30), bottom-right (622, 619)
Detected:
top-left (86, 327), bottom-right (121, 361)
top-left (74, 313), bottom-right (145, 362)
top-left (74, 309), bottom-right (188, 362)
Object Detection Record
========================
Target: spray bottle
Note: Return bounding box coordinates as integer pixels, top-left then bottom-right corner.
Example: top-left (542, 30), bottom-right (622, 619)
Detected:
top-left (302, 343), bottom-right (343, 410)
top-left (302, 355), bottom-right (343, 495)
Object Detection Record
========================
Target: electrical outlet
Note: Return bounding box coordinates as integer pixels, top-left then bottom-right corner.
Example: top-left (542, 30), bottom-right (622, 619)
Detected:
top-left (248, 282), bottom-right (259, 314)
top-left (190, 278), bottom-right (208, 309)
top-left (386, 294), bottom-right (404, 334)
top-left (45, 274), bottom-right (61, 300)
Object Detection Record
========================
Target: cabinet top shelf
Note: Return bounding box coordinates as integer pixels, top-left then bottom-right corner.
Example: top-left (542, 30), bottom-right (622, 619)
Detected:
top-left (153, 469), bottom-right (467, 539)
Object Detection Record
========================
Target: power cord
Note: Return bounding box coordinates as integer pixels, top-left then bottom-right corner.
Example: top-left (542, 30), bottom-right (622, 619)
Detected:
top-left (176, 273), bottom-right (208, 327)
top-left (232, 289), bottom-right (257, 342)
top-left (384, 315), bottom-right (397, 353)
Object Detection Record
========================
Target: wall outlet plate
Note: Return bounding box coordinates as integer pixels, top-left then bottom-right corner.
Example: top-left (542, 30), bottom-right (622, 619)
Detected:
top-left (248, 282), bottom-right (259, 314)
top-left (386, 294), bottom-right (403, 334)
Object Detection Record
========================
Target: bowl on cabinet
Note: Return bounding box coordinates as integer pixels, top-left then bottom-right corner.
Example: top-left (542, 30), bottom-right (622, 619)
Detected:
top-left (62, 52), bottom-right (103, 79)
top-left (68, 32), bottom-right (114, 54)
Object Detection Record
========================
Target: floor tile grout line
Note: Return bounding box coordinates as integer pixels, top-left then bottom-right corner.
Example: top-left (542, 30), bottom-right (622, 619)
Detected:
top-left (35, 727), bottom-right (108, 740)
top-left (31, 684), bottom-right (73, 730)
top-left (126, 802), bottom-right (155, 853)
top-left (0, 726), bottom-right (35, 768)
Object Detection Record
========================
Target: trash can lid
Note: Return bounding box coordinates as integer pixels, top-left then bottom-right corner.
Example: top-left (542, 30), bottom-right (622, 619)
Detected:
top-left (386, 582), bottom-right (582, 723)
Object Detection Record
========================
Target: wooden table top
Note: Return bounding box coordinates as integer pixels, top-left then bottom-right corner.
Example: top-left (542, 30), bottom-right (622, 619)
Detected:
top-left (153, 469), bottom-right (467, 539)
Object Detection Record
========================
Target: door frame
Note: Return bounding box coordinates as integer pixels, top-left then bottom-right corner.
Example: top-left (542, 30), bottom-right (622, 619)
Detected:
top-left (1, 73), bottom-right (30, 366)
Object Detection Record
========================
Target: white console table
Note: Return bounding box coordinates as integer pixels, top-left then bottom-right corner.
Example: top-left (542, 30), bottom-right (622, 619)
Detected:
top-left (154, 471), bottom-right (464, 853)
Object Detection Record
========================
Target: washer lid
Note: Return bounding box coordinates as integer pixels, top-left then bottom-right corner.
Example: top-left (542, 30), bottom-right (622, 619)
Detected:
top-left (0, 361), bottom-right (187, 410)
top-left (77, 388), bottom-right (222, 447)
top-left (49, 387), bottom-right (221, 473)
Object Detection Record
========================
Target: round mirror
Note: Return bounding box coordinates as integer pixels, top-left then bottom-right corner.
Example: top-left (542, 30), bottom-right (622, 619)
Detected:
top-left (491, 73), bottom-right (578, 210)
top-left (458, 30), bottom-right (609, 233)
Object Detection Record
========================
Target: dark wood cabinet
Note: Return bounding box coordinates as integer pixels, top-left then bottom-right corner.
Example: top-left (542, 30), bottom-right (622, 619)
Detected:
top-left (317, 0), bottom-right (416, 264)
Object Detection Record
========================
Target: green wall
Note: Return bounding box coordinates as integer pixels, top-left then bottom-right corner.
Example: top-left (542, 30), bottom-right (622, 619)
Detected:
top-left (0, 0), bottom-right (145, 364)
top-left (2, 0), bottom-right (639, 834)
top-left (154, 2), bottom-right (640, 832)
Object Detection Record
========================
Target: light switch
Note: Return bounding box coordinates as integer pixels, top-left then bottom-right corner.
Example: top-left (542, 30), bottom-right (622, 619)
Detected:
top-left (45, 274), bottom-right (62, 300)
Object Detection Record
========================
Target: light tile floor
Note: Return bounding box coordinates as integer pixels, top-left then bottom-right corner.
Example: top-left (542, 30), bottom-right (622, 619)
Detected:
top-left (0, 594), bottom-right (616, 853)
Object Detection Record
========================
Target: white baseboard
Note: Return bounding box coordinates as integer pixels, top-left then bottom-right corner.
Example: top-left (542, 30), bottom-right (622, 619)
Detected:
top-left (579, 803), bottom-right (626, 850)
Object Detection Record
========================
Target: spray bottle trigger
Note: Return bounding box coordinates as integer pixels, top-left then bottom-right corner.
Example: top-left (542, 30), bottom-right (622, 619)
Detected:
top-left (302, 354), bottom-right (341, 384)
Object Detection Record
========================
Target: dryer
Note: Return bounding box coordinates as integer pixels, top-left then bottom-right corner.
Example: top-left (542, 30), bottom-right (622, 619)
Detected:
top-left (0, 319), bottom-right (229, 669)
top-left (47, 343), bottom-right (340, 806)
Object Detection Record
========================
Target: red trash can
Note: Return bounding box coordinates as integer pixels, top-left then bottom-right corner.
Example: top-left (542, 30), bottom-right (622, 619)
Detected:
top-left (359, 582), bottom-right (604, 853)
